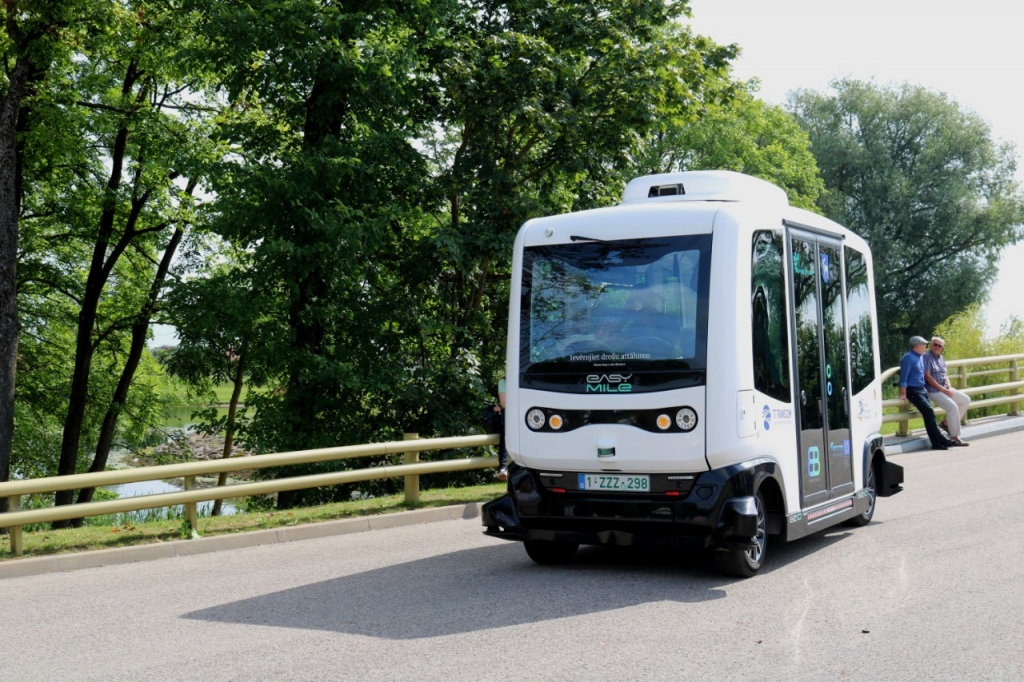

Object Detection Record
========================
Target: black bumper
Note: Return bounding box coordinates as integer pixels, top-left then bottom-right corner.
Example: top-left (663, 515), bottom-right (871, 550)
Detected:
top-left (482, 463), bottom-right (773, 550)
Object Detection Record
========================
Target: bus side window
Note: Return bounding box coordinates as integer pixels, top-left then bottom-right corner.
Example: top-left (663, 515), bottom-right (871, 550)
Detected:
top-left (844, 246), bottom-right (876, 394)
top-left (751, 230), bottom-right (791, 402)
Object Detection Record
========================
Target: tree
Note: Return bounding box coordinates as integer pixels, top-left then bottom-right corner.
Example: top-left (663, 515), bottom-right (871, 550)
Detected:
top-left (632, 81), bottom-right (824, 210)
top-left (180, 0), bottom-right (738, 506)
top-left (789, 80), bottom-right (1024, 365)
top-left (10, 1), bottom-right (218, 522)
top-left (0, 0), bottom-right (98, 519)
top-left (163, 262), bottom-right (271, 515)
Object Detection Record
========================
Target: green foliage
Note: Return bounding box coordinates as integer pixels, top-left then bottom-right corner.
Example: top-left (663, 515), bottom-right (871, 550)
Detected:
top-left (167, 0), bottom-right (739, 506)
top-left (933, 304), bottom-right (1024, 418)
top-left (633, 81), bottom-right (824, 210)
top-left (789, 80), bottom-right (1024, 366)
top-left (11, 0), bottom-right (222, 483)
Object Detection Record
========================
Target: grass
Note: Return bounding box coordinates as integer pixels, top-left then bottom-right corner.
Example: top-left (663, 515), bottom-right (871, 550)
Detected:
top-left (880, 417), bottom-right (926, 435)
top-left (0, 483), bottom-right (506, 562)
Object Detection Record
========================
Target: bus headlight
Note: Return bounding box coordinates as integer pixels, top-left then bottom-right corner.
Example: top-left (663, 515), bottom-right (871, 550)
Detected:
top-left (656, 414), bottom-right (672, 430)
top-left (526, 408), bottom-right (547, 430)
top-left (676, 407), bottom-right (697, 431)
top-left (548, 414), bottom-right (564, 430)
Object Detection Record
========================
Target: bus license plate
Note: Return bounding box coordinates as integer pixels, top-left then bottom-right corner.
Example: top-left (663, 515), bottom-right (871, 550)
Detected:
top-left (578, 474), bottom-right (650, 492)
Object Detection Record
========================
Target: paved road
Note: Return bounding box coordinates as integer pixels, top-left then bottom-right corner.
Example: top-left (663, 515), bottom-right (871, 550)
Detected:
top-left (5, 431), bottom-right (1024, 681)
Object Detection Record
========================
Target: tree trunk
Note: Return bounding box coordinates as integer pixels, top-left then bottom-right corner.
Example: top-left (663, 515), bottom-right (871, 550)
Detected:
top-left (0, 59), bottom-right (31, 523)
top-left (213, 352), bottom-right (246, 516)
top-left (53, 62), bottom-right (141, 520)
top-left (67, 227), bottom-right (184, 525)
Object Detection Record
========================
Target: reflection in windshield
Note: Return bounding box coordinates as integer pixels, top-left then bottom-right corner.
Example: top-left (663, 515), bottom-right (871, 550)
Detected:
top-left (524, 237), bottom-right (708, 365)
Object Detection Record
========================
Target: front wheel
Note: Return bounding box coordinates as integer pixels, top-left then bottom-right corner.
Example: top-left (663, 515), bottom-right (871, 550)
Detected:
top-left (844, 459), bottom-right (877, 527)
top-left (524, 540), bottom-right (579, 565)
top-left (714, 491), bottom-right (767, 578)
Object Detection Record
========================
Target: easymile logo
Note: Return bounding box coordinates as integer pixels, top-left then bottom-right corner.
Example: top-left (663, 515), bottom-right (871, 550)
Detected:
top-left (586, 374), bottom-right (633, 393)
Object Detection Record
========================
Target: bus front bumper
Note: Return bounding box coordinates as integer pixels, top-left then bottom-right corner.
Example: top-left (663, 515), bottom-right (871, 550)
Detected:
top-left (482, 465), bottom-right (761, 550)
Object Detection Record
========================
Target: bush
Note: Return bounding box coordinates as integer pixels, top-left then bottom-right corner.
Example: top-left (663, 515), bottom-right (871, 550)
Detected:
top-left (934, 305), bottom-right (1024, 418)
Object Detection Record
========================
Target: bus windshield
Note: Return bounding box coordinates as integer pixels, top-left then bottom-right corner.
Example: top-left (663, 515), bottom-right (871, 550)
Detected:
top-left (520, 234), bottom-right (711, 393)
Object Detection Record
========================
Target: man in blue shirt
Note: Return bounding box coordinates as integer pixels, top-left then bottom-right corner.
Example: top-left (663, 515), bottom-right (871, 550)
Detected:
top-left (899, 336), bottom-right (959, 450)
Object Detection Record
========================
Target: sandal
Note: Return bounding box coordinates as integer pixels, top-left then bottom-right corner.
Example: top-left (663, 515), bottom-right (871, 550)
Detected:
top-left (950, 439), bottom-right (970, 447)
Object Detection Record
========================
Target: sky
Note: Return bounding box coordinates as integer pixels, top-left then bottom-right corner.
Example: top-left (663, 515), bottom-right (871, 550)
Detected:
top-left (687, 0), bottom-right (1024, 337)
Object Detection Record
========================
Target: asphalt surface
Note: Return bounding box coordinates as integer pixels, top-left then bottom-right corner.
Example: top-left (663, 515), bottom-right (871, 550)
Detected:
top-left (3, 429), bottom-right (1024, 681)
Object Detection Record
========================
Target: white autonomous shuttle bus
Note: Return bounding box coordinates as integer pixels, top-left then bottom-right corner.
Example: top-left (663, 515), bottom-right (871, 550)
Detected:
top-left (482, 171), bottom-right (904, 577)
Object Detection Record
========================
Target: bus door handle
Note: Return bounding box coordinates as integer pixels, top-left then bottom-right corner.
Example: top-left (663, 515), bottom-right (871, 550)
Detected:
top-left (843, 387), bottom-right (849, 415)
top-left (800, 390), bottom-right (807, 406)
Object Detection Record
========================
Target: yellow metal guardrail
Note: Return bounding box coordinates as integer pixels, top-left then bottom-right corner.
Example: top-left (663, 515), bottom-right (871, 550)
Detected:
top-left (0, 433), bottom-right (500, 557)
top-left (880, 353), bottom-right (1024, 436)
top-left (1, 353), bottom-right (1020, 558)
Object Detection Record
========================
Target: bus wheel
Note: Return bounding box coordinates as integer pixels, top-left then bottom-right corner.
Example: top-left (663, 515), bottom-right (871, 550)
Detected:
top-left (844, 459), bottom-right (877, 527)
top-left (714, 491), bottom-right (767, 578)
top-left (524, 540), bottom-right (579, 565)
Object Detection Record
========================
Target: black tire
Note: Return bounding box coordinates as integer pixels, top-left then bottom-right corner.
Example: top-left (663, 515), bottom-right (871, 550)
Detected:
top-left (844, 459), bottom-right (877, 527)
top-left (524, 540), bottom-right (579, 565)
top-left (714, 491), bottom-right (767, 578)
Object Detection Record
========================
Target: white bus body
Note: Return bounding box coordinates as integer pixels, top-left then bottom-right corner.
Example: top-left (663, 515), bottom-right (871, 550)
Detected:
top-left (482, 171), bottom-right (904, 577)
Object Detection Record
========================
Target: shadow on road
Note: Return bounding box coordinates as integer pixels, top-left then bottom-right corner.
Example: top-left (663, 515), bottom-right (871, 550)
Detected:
top-left (183, 526), bottom-right (856, 639)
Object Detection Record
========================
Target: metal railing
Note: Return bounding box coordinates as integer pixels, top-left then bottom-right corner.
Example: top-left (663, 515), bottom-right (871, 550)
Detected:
top-left (0, 433), bottom-right (499, 557)
top-left (2, 353), bottom-right (1020, 558)
top-left (880, 353), bottom-right (1024, 436)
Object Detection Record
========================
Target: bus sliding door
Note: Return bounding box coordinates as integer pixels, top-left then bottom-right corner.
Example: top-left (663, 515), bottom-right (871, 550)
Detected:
top-left (789, 231), bottom-right (854, 508)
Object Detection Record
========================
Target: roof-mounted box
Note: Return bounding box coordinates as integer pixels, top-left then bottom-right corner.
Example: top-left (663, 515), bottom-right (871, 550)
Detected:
top-left (623, 170), bottom-right (789, 206)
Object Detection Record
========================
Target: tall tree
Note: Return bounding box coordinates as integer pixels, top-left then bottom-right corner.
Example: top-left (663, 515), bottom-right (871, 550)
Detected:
top-left (633, 81), bottom-right (824, 210)
top-left (184, 0), bottom-right (737, 506)
top-left (409, 1), bottom-right (736, 437)
top-left (10, 1), bottom-right (217, 519)
top-left (0, 0), bottom-right (92, 517)
top-left (789, 80), bottom-right (1024, 365)
top-left (163, 262), bottom-right (270, 515)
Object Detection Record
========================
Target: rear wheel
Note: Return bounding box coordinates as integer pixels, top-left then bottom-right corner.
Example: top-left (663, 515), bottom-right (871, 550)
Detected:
top-left (524, 540), bottom-right (579, 565)
top-left (714, 491), bottom-right (767, 578)
top-left (844, 458), bottom-right (877, 527)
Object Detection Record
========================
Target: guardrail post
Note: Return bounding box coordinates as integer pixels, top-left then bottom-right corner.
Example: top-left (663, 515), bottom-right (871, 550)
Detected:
top-left (1011, 360), bottom-right (1021, 416)
top-left (8, 495), bottom-right (23, 557)
top-left (403, 433), bottom-right (420, 504)
top-left (895, 395), bottom-right (911, 436)
top-left (958, 365), bottom-right (971, 426)
top-left (183, 476), bottom-right (198, 534)
top-left (897, 406), bottom-right (910, 437)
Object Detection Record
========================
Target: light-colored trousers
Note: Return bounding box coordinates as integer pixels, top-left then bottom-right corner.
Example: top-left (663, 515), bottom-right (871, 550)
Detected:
top-left (929, 389), bottom-right (972, 438)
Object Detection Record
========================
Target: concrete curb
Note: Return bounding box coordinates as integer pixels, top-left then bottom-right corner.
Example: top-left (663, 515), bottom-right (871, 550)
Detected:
top-left (0, 502), bottom-right (485, 581)
top-left (883, 413), bottom-right (1024, 455)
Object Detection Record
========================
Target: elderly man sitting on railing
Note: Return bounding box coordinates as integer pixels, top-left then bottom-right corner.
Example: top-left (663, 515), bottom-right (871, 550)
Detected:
top-left (924, 336), bottom-right (971, 446)
top-left (899, 336), bottom-right (962, 451)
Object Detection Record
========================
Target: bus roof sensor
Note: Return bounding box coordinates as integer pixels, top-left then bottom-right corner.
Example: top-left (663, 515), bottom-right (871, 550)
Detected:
top-left (648, 183), bottom-right (684, 197)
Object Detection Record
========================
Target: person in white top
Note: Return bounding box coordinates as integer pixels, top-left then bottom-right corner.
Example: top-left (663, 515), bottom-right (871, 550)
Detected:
top-left (923, 336), bottom-right (971, 446)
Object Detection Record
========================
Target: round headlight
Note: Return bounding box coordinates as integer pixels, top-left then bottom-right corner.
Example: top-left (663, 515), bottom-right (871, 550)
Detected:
top-left (656, 414), bottom-right (672, 430)
top-left (548, 414), bottom-right (564, 430)
top-left (526, 408), bottom-right (546, 430)
top-left (676, 407), bottom-right (697, 431)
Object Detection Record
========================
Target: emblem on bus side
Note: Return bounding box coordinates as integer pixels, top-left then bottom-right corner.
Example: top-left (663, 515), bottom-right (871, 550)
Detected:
top-left (807, 446), bottom-right (821, 477)
top-left (585, 374), bottom-right (633, 393)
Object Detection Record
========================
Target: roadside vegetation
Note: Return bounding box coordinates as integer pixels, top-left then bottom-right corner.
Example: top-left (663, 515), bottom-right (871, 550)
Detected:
top-left (2, 2), bottom-right (1021, 528)
top-left (0, 483), bottom-right (506, 561)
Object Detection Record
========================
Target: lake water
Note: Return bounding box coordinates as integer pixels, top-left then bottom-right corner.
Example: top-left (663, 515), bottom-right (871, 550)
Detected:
top-left (107, 409), bottom-right (242, 516)
top-left (104, 478), bottom-right (238, 515)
